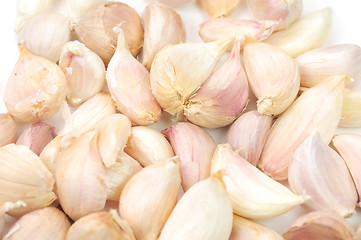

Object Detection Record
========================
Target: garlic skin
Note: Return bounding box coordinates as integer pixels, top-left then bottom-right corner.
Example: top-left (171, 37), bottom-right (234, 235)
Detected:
top-left (339, 89), bottom-right (361, 127)
top-left (157, 0), bottom-right (195, 6)
top-left (265, 8), bottom-right (332, 58)
top-left (3, 207), bottom-right (70, 240)
top-left (259, 75), bottom-right (345, 180)
top-left (243, 38), bottom-right (300, 115)
top-left (59, 41), bottom-right (106, 106)
top-left (163, 122), bottom-right (216, 191)
top-left (107, 27), bottom-right (161, 125)
top-left (4, 46), bottom-right (67, 122)
top-left (0, 114), bottom-right (17, 147)
top-left (199, 0), bottom-right (242, 18)
top-left (67, 0), bottom-right (107, 18)
top-left (226, 110), bottom-right (273, 166)
top-left (142, 1), bottom-right (186, 70)
top-left (124, 126), bottom-right (174, 167)
top-left (39, 136), bottom-right (62, 173)
top-left (184, 40), bottom-right (249, 128)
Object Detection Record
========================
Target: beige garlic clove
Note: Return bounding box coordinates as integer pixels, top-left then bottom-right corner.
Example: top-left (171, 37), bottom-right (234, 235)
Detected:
top-left (211, 144), bottom-right (306, 219)
top-left (0, 202), bottom-right (25, 238)
top-left (0, 114), bottom-right (17, 147)
top-left (67, 0), bottom-right (107, 18)
top-left (199, 0), bottom-right (242, 18)
top-left (283, 211), bottom-right (354, 240)
top-left (338, 88), bottom-right (361, 128)
top-left (142, 1), bottom-right (186, 70)
top-left (4, 45), bottom-right (67, 122)
top-left (39, 136), bottom-right (63, 174)
top-left (356, 222), bottom-right (361, 240)
top-left (107, 27), bottom-right (161, 125)
top-left (157, 0), bottom-right (195, 6)
top-left (163, 122), bottom-right (216, 191)
top-left (226, 110), bottom-right (273, 166)
top-left (259, 75), bottom-right (345, 180)
top-left (243, 37), bottom-right (300, 115)
top-left (119, 157), bottom-right (181, 240)
top-left (265, 8), bottom-right (332, 58)
top-left (124, 126), bottom-right (174, 167)
top-left (184, 40), bottom-right (249, 128)
top-left (3, 207), bottom-right (70, 240)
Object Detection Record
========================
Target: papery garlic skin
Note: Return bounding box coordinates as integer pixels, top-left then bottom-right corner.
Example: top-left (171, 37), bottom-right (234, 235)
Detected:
top-left (39, 136), bottom-right (62, 174)
top-left (59, 41), bottom-right (106, 106)
top-left (199, 0), bottom-right (242, 18)
top-left (67, 0), bottom-right (107, 18)
top-left (339, 89), bottom-right (361, 127)
top-left (265, 8), bottom-right (332, 58)
top-left (0, 114), bottom-right (17, 147)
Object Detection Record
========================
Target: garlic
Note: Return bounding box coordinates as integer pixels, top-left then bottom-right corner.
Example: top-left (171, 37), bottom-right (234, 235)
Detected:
top-left (283, 211), bottom-right (354, 240)
top-left (67, 0), bottom-right (107, 18)
top-left (107, 27), bottom-right (161, 125)
top-left (199, 0), bottom-right (242, 18)
top-left (339, 89), bottom-right (361, 127)
top-left (39, 136), bottom-right (62, 173)
top-left (59, 41), bottom-right (106, 106)
top-left (124, 126), bottom-right (174, 167)
top-left (55, 131), bottom-right (107, 220)
top-left (0, 113), bottom-right (17, 147)
top-left (184, 40), bottom-right (249, 128)
top-left (66, 210), bottom-right (135, 240)
top-left (72, 2), bottom-right (143, 64)
top-left (142, 1), bottom-right (186, 70)
top-left (3, 207), bottom-right (70, 240)
top-left (247, 0), bottom-right (303, 30)
top-left (243, 37), bottom-right (300, 115)
top-left (4, 45), bottom-right (67, 122)
top-left (157, 0), bottom-right (195, 6)
top-left (356, 223), bottom-right (361, 240)
top-left (119, 157), bottom-right (181, 240)
top-left (163, 122), bottom-right (216, 191)
top-left (0, 202), bottom-right (25, 238)
top-left (211, 144), bottom-right (306, 219)
top-left (0, 144), bottom-right (56, 216)
top-left (265, 8), bottom-right (332, 58)
top-left (259, 75), bottom-right (345, 180)
top-left (226, 110), bottom-right (273, 166)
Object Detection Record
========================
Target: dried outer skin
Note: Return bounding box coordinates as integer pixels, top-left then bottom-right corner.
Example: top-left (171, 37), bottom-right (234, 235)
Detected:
top-left (0, 114), bottom-right (17, 147)
top-left (339, 88), bottom-right (361, 127)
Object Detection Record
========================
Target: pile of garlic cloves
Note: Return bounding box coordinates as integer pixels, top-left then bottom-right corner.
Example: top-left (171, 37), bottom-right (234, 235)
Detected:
top-left (2, 0), bottom-right (361, 239)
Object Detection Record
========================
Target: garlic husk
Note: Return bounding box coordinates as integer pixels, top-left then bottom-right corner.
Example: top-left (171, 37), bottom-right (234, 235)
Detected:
top-left (107, 27), bottom-right (161, 125)
top-left (73, 2), bottom-right (143, 64)
top-left (67, 0), bottom-right (107, 18)
top-left (157, 0), bottom-right (195, 6)
top-left (59, 40), bottom-right (106, 106)
top-left (150, 38), bottom-right (233, 118)
top-left (184, 40), bottom-right (249, 128)
top-left (142, 1), bottom-right (186, 70)
top-left (4, 46), bottom-right (67, 122)
top-left (3, 207), bottom-right (70, 240)
top-left (356, 222), bottom-right (361, 240)
top-left (66, 210), bottom-right (135, 240)
top-left (0, 114), bottom-right (17, 147)
top-left (283, 211), bottom-right (354, 240)
top-left (199, 19), bottom-right (277, 42)
top-left (0, 144), bottom-right (56, 216)
top-left (265, 8), bottom-right (332, 58)
top-left (55, 131), bottom-right (107, 220)
top-left (124, 126), bottom-right (174, 167)
top-left (211, 144), bottom-right (306, 219)
top-left (163, 122), bottom-right (216, 191)
top-left (199, 0), bottom-right (242, 18)
top-left (119, 157), bottom-right (181, 240)
top-left (39, 136), bottom-right (63, 174)
top-left (259, 75), bottom-right (345, 180)
top-left (338, 88), bottom-right (361, 128)
top-left (243, 37), bottom-right (300, 115)
top-left (226, 110), bottom-right (273, 166)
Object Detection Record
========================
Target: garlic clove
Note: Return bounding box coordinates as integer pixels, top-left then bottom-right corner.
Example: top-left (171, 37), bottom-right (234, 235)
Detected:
top-left (211, 144), bottom-right (306, 219)
top-left (226, 110), bottom-right (273, 166)
top-left (107, 27), bottom-right (161, 125)
top-left (39, 136), bottom-right (63, 174)
top-left (259, 75), bottom-right (345, 180)
top-left (142, 1), bottom-right (186, 70)
top-left (0, 114), bottom-right (17, 147)
top-left (67, 0), bottom-right (107, 19)
top-left (265, 8), bottom-right (332, 58)
top-left (338, 88), bottom-right (361, 128)
top-left (243, 37), bottom-right (300, 115)
top-left (4, 45), bottom-right (67, 122)
top-left (119, 157), bottom-right (181, 240)
top-left (356, 222), bottom-right (361, 240)
top-left (199, 0), bottom-right (242, 19)
top-left (0, 202), bottom-right (25, 238)
top-left (163, 122), bottom-right (216, 191)
top-left (124, 126), bottom-right (174, 167)
top-left (157, 0), bottom-right (195, 6)
top-left (184, 40), bottom-right (249, 128)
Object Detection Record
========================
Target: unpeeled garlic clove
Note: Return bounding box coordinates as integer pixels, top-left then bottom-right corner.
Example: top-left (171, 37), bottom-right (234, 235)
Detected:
top-left (0, 202), bottom-right (25, 238)
top-left (226, 110), bottom-right (273, 166)
top-left (39, 136), bottom-right (63, 174)
top-left (157, 0), bottom-right (195, 6)
top-left (59, 41), bottom-right (106, 106)
top-left (199, 0), bottom-right (242, 18)
top-left (211, 144), bottom-right (306, 219)
top-left (184, 40), bottom-right (249, 128)
top-left (4, 45), bottom-right (67, 122)
top-left (265, 8), bottom-right (332, 58)
top-left (124, 126), bottom-right (174, 167)
top-left (283, 211), bottom-right (354, 240)
top-left (338, 88), bottom-right (361, 128)
top-left (107, 27), bottom-right (161, 125)
top-left (67, 0), bottom-right (107, 18)
top-left (0, 113), bottom-right (17, 147)
top-left (356, 222), bottom-right (361, 240)
top-left (142, 1), bottom-right (186, 70)
top-left (163, 122), bottom-right (216, 191)
top-left (243, 37), bottom-right (300, 115)
top-left (259, 75), bottom-right (345, 180)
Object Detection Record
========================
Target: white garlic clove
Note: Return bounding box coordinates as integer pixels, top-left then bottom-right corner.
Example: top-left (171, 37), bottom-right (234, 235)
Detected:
top-left (0, 202), bottom-right (25, 238)
top-left (0, 114), bottom-right (17, 147)
top-left (157, 0), bottom-right (195, 6)
top-left (339, 88), bottom-right (361, 127)
top-left (199, 0), bottom-right (242, 18)
top-left (67, 0), bottom-right (107, 19)
top-left (59, 41), bottom-right (106, 106)
top-left (226, 110), bottom-right (273, 166)
top-left (39, 136), bottom-right (63, 174)
top-left (163, 122), bottom-right (216, 191)
top-left (356, 222), bottom-right (361, 240)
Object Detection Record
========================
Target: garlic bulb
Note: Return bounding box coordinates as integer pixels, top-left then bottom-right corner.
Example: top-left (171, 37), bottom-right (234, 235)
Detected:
top-left (157, 0), bottom-right (195, 6)
top-left (59, 41), bottom-right (106, 106)
top-left (340, 89), bottom-right (361, 127)
top-left (0, 113), bottom-right (17, 147)
top-left (39, 136), bottom-right (62, 174)
top-left (199, 0), bottom-right (242, 18)
top-left (4, 46), bottom-right (67, 122)
top-left (67, 0), bottom-right (107, 18)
